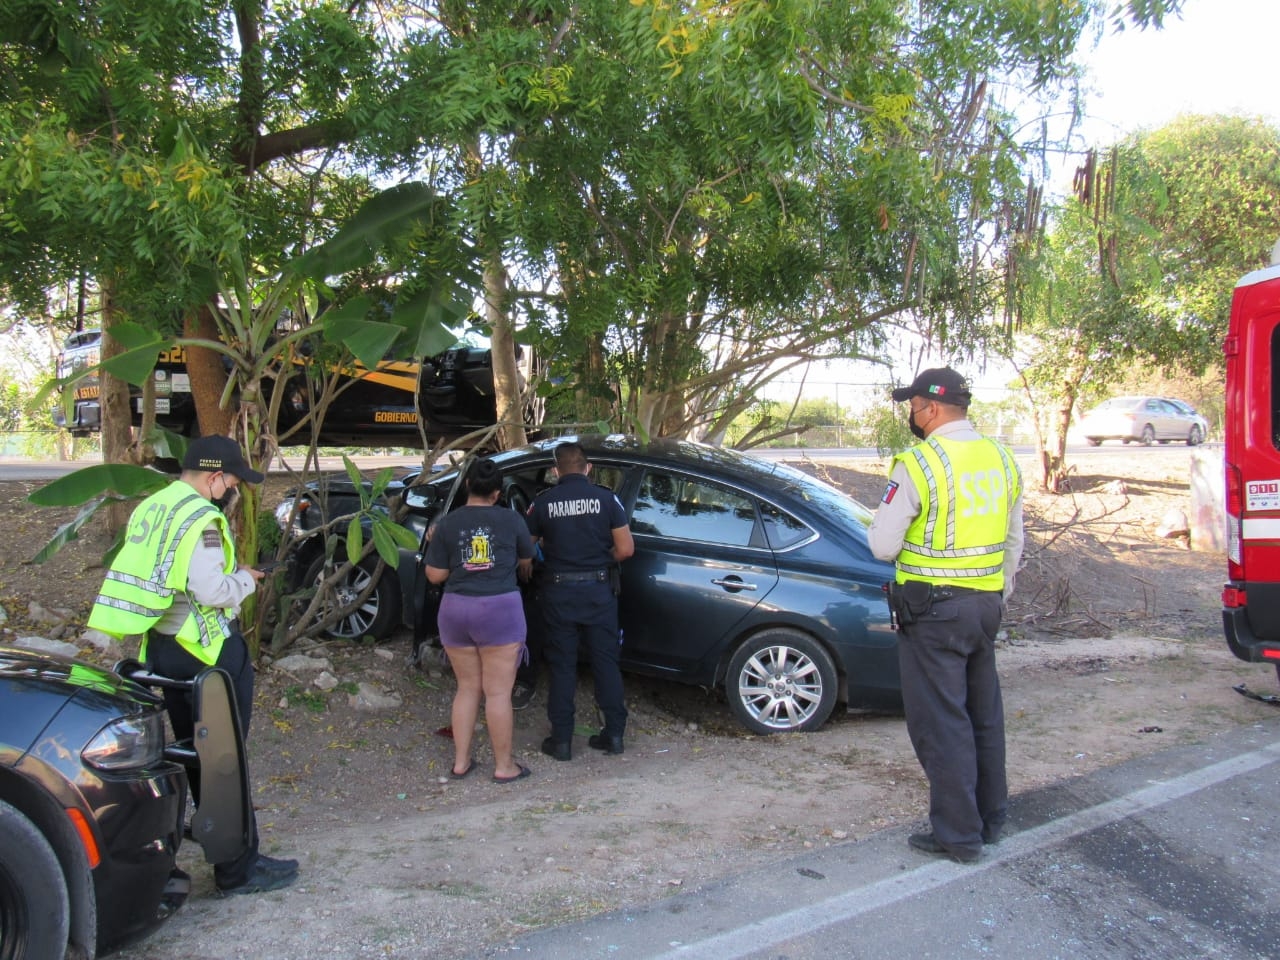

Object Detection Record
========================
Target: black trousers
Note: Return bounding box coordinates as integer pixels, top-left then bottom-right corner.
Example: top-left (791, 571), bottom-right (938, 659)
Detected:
top-left (542, 582), bottom-right (627, 741)
top-left (897, 590), bottom-right (1006, 856)
top-left (148, 631), bottom-right (260, 888)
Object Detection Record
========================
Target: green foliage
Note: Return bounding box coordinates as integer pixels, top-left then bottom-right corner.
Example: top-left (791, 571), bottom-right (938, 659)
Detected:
top-left (852, 393), bottom-right (916, 458)
top-left (1008, 113), bottom-right (1280, 486)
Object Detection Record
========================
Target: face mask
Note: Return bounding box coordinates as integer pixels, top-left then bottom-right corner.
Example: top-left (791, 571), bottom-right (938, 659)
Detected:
top-left (908, 409), bottom-right (926, 440)
top-left (213, 482), bottom-right (240, 515)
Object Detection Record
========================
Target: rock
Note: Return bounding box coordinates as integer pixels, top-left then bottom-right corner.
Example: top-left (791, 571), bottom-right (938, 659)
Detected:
top-left (348, 682), bottom-right (401, 711)
top-left (313, 671), bottom-right (340, 691)
top-left (274, 653), bottom-right (333, 674)
top-left (28, 601), bottom-right (72, 625)
top-left (1155, 507), bottom-right (1190, 540)
top-left (373, 647), bottom-right (395, 662)
top-left (80, 628), bottom-right (118, 654)
top-left (1101, 479), bottom-right (1128, 495)
top-left (14, 636), bottom-right (81, 658)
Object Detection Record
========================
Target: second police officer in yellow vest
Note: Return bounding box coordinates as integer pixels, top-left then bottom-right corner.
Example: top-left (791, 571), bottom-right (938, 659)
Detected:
top-left (88, 435), bottom-right (299, 895)
top-left (868, 368), bottom-right (1025, 864)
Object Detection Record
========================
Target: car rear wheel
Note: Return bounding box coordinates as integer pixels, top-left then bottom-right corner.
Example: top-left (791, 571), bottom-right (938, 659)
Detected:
top-left (1086, 437), bottom-right (1101, 447)
top-left (0, 800), bottom-right (71, 960)
top-left (1140, 425), bottom-right (1156, 445)
top-left (726, 629), bottom-right (838, 734)
top-left (305, 555), bottom-right (401, 641)
top-left (1187, 425), bottom-right (1203, 446)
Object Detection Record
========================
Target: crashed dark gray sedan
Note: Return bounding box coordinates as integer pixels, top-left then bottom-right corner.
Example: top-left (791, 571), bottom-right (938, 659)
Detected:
top-left (278, 435), bottom-right (901, 733)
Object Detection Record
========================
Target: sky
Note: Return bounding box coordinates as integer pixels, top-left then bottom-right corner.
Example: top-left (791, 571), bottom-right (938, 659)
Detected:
top-left (1079, 0), bottom-right (1280, 144)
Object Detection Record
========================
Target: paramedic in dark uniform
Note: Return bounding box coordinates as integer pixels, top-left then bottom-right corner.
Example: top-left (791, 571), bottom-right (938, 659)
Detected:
top-left (526, 441), bottom-right (635, 760)
top-left (867, 368), bottom-right (1024, 863)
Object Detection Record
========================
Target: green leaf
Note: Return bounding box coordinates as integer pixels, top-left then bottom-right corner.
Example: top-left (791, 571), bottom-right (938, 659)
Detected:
top-left (341, 455), bottom-right (369, 509)
top-left (29, 497), bottom-right (109, 564)
top-left (28, 464), bottom-right (170, 507)
top-left (290, 182), bottom-right (447, 280)
top-left (390, 283), bottom-right (470, 357)
top-left (345, 516), bottom-right (364, 565)
top-left (323, 315), bottom-right (403, 372)
top-left (367, 467), bottom-right (395, 500)
top-left (371, 521), bottom-right (398, 566)
top-left (99, 341), bottom-right (168, 387)
top-left (374, 515), bottom-right (420, 551)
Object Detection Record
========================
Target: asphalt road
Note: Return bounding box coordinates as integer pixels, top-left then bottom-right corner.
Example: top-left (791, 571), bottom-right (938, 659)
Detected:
top-left (474, 715), bottom-right (1280, 960)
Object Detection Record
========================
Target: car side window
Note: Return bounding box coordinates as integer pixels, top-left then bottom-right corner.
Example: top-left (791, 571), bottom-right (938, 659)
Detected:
top-left (759, 502), bottom-right (812, 550)
top-left (630, 470), bottom-right (761, 547)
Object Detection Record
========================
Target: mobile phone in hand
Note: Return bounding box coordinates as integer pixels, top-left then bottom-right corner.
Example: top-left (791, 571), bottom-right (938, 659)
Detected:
top-left (254, 560), bottom-right (283, 574)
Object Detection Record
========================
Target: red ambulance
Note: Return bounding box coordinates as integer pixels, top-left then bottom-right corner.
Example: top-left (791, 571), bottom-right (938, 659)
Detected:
top-left (1223, 242), bottom-right (1280, 682)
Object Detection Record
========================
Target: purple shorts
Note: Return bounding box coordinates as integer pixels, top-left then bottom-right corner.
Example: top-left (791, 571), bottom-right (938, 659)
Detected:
top-left (438, 591), bottom-right (527, 651)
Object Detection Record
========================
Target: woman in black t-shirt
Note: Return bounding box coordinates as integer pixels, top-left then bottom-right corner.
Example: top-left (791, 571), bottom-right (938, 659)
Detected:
top-left (425, 459), bottom-right (536, 783)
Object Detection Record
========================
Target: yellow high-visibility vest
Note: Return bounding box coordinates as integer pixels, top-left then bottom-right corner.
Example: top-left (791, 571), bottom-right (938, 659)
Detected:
top-left (892, 435), bottom-right (1021, 592)
top-left (87, 480), bottom-right (236, 665)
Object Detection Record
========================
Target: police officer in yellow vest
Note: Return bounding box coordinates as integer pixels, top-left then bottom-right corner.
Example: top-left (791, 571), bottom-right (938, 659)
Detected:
top-left (868, 368), bottom-right (1024, 864)
top-left (88, 435), bottom-right (299, 895)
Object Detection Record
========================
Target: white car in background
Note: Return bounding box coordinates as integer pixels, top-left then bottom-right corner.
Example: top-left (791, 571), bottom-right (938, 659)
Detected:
top-left (1077, 395), bottom-right (1208, 446)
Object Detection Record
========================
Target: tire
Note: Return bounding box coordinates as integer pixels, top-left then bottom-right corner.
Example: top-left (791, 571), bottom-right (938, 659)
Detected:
top-left (726, 629), bottom-right (838, 734)
top-left (0, 800), bottom-right (71, 960)
top-left (1086, 437), bottom-right (1102, 447)
top-left (1187, 425), bottom-right (1203, 446)
top-left (1140, 425), bottom-right (1155, 446)
top-left (305, 555), bottom-right (401, 641)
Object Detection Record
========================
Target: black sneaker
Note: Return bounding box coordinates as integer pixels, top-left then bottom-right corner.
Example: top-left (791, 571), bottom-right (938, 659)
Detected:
top-left (511, 682), bottom-right (536, 711)
top-left (216, 860), bottom-right (299, 896)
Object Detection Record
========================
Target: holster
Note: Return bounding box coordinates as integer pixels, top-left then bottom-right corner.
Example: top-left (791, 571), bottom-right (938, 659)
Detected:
top-left (608, 564), bottom-right (621, 597)
top-left (886, 580), bottom-right (934, 627)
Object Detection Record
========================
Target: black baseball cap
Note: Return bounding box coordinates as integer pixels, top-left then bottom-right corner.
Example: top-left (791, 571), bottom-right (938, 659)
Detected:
top-left (181, 435), bottom-right (265, 483)
top-left (891, 367), bottom-right (972, 408)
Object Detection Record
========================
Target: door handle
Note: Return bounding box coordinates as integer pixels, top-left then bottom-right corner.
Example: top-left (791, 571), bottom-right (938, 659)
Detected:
top-left (711, 577), bottom-right (758, 591)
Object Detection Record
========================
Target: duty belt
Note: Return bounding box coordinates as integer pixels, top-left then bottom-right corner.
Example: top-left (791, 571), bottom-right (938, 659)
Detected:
top-left (550, 569), bottom-right (608, 584)
top-left (930, 584), bottom-right (998, 600)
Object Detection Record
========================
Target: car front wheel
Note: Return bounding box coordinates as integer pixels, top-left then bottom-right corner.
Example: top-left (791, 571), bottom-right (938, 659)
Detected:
top-left (0, 799), bottom-right (71, 960)
top-left (305, 555), bottom-right (401, 641)
top-left (1187, 425), bottom-right (1203, 446)
top-left (726, 629), bottom-right (838, 734)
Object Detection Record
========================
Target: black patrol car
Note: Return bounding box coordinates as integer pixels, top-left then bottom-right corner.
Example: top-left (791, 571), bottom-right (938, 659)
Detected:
top-left (53, 329), bottom-right (540, 447)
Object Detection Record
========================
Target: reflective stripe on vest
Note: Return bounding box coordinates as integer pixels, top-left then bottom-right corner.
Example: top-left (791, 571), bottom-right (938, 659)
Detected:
top-left (892, 436), bottom-right (1020, 592)
top-left (87, 481), bottom-right (235, 664)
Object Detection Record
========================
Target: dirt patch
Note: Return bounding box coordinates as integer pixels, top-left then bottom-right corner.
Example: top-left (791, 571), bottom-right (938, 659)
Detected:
top-left (1, 449), bottom-right (1274, 959)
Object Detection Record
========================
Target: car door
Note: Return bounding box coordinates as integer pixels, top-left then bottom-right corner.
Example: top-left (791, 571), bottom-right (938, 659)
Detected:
top-left (619, 468), bottom-right (779, 681)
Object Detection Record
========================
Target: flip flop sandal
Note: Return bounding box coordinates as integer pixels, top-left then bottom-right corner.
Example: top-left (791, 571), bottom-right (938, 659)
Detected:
top-left (492, 763), bottom-right (532, 784)
top-left (449, 758), bottom-right (476, 779)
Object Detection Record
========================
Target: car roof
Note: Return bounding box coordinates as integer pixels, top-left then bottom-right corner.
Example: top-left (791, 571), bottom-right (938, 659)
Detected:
top-left (486, 433), bottom-right (827, 491)
top-left (471, 434), bottom-right (877, 528)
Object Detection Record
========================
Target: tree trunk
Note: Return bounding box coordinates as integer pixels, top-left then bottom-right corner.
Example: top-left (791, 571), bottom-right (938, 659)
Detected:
top-left (186, 304), bottom-right (232, 438)
top-left (483, 255), bottom-right (527, 451)
top-left (576, 336), bottom-right (614, 427)
top-left (99, 282), bottom-right (135, 532)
